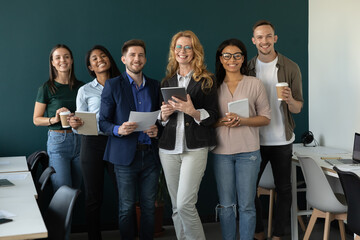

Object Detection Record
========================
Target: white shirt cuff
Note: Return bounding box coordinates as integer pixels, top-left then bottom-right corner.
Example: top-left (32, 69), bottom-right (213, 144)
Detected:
top-left (194, 109), bottom-right (209, 125)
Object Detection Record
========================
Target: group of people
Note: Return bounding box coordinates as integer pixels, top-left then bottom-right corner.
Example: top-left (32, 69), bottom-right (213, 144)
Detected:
top-left (33, 19), bottom-right (303, 240)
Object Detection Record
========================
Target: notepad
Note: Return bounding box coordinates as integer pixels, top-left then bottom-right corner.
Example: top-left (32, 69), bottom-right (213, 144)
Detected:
top-left (228, 98), bottom-right (249, 118)
top-left (75, 111), bottom-right (98, 136)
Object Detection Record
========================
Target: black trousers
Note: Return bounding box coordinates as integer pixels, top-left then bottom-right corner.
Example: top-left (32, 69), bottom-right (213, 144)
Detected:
top-left (80, 135), bottom-right (118, 240)
top-left (255, 144), bottom-right (293, 237)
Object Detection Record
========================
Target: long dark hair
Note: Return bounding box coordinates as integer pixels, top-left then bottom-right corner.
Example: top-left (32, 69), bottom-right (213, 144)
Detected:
top-left (47, 44), bottom-right (78, 94)
top-left (85, 45), bottom-right (120, 78)
top-left (215, 39), bottom-right (248, 87)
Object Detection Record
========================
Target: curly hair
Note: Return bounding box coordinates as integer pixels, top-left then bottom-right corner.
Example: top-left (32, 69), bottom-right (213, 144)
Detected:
top-left (163, 30), bottom-right (214, 93)
top-left (85, 45), bottom-right (120, 78)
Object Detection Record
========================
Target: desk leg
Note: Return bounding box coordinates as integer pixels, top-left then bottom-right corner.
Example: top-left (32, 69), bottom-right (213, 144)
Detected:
top-left (291, 161), bottom-right (299, 240)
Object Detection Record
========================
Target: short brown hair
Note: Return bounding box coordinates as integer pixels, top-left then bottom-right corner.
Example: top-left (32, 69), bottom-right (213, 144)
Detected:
top-left (121, 39), bottom-right (146, 56)
top-left (252, 20), bottom-right (275, 33)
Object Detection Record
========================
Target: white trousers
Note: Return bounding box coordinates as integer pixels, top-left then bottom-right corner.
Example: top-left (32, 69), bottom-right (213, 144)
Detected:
top-left (159, 149), bottom-right (208, 240)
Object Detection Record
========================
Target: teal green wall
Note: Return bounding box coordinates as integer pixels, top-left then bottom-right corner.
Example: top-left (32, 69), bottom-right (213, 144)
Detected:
top-left (0, 0), bottom-right (308, 228)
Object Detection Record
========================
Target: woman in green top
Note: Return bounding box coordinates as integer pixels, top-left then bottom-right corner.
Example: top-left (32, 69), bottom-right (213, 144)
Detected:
top-left (33, 44), bottom-right (84, 192)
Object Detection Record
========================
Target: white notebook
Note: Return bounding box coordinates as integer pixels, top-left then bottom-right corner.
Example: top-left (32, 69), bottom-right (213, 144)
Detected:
top-left (228, 98), bottom-right (249, 118)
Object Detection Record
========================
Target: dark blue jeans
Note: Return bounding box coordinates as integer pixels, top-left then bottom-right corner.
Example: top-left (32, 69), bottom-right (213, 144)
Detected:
top-left (114, 148), bottom-right (160, 240)
top-left (255, 144), bottom-right (293, 237)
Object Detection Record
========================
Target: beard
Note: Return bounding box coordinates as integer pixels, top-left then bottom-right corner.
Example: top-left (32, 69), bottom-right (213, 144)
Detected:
top-left (259, 49), bottom-right (273, 56)
top-left (258, 45), bottom-right (274, 56)
top-left (126, 65), bottom-right (143, 75)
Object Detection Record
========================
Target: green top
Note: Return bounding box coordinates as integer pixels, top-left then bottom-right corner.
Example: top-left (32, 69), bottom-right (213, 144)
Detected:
top-left (36, 80), bottom-right (84, 130)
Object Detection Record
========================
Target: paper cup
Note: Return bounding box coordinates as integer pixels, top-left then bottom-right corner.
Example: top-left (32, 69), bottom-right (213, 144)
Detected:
top-left (276, 82), bottom-right (289, 100)
top-left (59, 111), bottom-right (71, 128)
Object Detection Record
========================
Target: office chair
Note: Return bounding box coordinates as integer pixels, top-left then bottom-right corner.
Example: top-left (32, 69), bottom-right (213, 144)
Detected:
top-left (45, 185), bottom-right (81, 240)
top-left (37, 166), bottom-right (56, 216)
top-left (38, 166), bottom-right (55, 192)
top-left (296, 155), bottom-right (347, 240)
top-left (27, 151), bottom-right (49, 181)
top-left (258, 162), bottom-right (276, 238)
top-left (334, 166), bottom-right (360, 240)
top-left (257, 162), bottom-right (306, 238)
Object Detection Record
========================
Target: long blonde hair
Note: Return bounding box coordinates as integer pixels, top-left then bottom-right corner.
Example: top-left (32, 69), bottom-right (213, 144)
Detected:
top-left (163, 30), bottom-right (214, 93)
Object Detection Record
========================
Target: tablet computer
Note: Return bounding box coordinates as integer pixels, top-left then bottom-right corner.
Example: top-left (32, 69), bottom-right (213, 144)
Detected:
top-left (161, 87), bottom-right (187, 103)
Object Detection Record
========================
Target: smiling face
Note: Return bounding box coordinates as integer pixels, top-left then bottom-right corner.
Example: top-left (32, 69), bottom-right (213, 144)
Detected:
top-left (51, 48), bottom-right (73, 73)
top-left (121, 46), bottom-right (146, 74)
top-left (252, 24), bottom-right (278, 57)
top-left (88, 49), bottom-right (111, 76)
top-left (220, 45), bottom-right (244, 74)
top-left (174, 36), bottom-right (194, 66)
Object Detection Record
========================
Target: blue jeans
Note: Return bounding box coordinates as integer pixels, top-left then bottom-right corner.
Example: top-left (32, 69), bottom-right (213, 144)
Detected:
top-left (47, 130), bottom-right (82, 192)
top-left (114, 148), bottom-right (160, 240)
top-left (213, 150), bottom-right (261, 240)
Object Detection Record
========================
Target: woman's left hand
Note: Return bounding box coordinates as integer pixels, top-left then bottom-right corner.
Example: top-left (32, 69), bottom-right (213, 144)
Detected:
top-left (223, 112), bottom-right (241, 128)
top-left (169, 94), bottom-right (197, 117)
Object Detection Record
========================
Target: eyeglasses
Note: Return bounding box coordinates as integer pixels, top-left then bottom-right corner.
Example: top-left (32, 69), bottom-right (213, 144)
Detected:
top-left (221, 52), bottom-right (243, 60)
top-left (175, 45), bottom-right (193, 52)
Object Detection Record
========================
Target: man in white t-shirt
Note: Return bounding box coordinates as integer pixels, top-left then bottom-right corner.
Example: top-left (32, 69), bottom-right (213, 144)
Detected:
top-left (248, 20), bottom-right (304, 240)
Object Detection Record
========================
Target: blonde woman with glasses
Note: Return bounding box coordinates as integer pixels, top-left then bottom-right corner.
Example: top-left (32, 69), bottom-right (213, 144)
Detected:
top-left (159, 30), bottom-right (218, 240)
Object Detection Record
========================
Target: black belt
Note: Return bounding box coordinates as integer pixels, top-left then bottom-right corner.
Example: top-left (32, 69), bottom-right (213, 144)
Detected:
top-left (136, 144), bottom-right (151, 151)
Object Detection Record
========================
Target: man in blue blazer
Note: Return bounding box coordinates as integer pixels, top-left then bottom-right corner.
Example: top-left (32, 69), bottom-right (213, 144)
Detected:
top-left (99, 39), bottom-right (160, 240)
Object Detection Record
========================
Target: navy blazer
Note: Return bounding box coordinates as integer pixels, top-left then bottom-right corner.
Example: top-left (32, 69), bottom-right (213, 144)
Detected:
top-left (158, 74), bottom-right (218, 150)
top-left (99, 72), bottom-right (161, 166)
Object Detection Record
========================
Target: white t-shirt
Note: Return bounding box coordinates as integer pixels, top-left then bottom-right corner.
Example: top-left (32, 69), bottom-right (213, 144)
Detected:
top-left (256, 57), bottom-right (294, 145)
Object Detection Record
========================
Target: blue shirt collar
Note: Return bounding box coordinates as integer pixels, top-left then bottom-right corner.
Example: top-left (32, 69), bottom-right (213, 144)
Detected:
top-left (126, 72), bottom-right (146, 87)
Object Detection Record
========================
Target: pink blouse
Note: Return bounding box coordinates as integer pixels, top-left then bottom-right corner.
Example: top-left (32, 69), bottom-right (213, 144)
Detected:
top-left (212, 76), bottom-right (271, 155)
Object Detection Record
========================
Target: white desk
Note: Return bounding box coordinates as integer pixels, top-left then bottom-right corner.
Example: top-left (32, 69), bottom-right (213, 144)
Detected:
top-left (0, 172), bottom-right (38, 198)
top-left (291, 144), bottom-right (352, 240)
top-left (0, 156), bottom-right (28, 173)
top-left (0, 196), bottom-right (47, 240)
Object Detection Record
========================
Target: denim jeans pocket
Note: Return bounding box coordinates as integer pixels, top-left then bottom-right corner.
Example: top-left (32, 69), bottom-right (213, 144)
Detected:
top-left (48, 131), bottom-right (66, 145)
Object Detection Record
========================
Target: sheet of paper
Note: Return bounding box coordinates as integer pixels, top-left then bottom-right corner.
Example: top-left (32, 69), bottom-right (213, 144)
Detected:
top-left (0, 161), bottom-right (10, 165)
top-left (75, 111), bottom-right (99, 136)
top-left (228, 98), bottom-right (249, 118)
top-left (0, 210), bottom-right (16, 218)
top-left (293, 144), bottom-right (350, 156)
top-left (0, 173), bottom-right (28, 180)
top-left (128, 110), bottom-right (161, 132)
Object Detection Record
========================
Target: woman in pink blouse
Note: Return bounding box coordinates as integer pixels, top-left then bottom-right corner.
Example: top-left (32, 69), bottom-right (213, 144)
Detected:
top-left (212, 38), bottom-right (271, 240)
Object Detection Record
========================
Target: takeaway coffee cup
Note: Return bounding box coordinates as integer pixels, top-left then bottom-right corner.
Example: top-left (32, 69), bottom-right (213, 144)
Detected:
top-left (276, 82), bottom-right (289, 100)
top-left (59, 111), bottom-right (71, 128)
